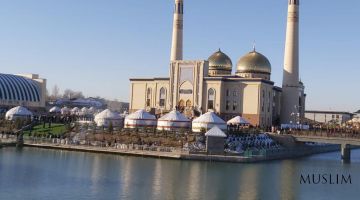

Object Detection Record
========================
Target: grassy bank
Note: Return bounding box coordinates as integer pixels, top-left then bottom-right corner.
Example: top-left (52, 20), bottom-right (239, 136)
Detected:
top-left (23, 123), bottom-right (66, 136)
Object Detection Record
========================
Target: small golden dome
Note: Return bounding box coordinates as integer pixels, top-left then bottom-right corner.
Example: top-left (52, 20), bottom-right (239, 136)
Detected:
top-left (236, 50), bottom-right (271, 74)
top-left (208, 49), bottom-right (232, 71)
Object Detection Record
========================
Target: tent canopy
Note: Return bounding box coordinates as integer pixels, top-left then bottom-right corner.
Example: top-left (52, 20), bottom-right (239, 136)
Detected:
top-left (205, 126), bottom-right (227, 138)
top-left (227, 116), bottom-right (250, 125)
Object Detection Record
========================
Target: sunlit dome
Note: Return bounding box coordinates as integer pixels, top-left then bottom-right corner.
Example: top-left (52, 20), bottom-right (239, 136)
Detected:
top-left (236, 49), bottom-right (271, 74)
top-left (208, 49), bottom-right (233, 72)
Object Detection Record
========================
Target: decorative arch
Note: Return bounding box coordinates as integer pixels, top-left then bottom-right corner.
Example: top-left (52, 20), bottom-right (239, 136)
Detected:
top-left (146, 88), bottom-right (152, 107)
top-left (159, 87), bottom-right (166, 107)
top-left (207, 88), bottom-right (216, 110)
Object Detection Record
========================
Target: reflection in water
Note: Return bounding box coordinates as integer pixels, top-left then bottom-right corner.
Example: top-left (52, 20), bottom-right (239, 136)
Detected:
top-left (187, 161), bottom-right (202, 200)
top-left (90, 155), bottom-right (101, 196)
top-left (238, 165), bottom-right (260, 200)
top-left (120, 157), bottom-right (133, 199)
top-left (151, 159), bottom-right (162, 200)
top-left (0, 148), bottom-right (360, 200)
top-left (280, 160), bottom-right (298, 200)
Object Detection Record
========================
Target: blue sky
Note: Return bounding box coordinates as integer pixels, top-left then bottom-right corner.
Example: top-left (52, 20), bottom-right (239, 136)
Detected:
top-left (0, 0), bottom-right (359, 112)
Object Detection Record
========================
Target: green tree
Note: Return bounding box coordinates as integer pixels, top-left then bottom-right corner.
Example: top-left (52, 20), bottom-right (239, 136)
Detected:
top-left (108, 121), bottom-right (114, 134)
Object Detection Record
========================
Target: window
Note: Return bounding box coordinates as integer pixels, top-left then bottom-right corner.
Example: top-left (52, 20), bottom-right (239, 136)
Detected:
top-left (268, 91), bottom-right (271, 112)
top-left (208, 88), bottom-right (215, 110)
top-left (146, 88), bottom-right (151, 107)
top-left (233, 101), bottom-right (238, 111)
top-left (226, 89), bottom-right (230, 97)
top-left (159, 88), bottom-right (166, 107)
top-left (226, 100), bottom-right (230, 111)
top-left (233, 90), bottom-right (237, 97)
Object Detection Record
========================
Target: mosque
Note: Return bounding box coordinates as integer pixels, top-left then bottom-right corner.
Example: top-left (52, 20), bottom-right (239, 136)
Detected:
top-left (129, 0), bottom-right (306, 128)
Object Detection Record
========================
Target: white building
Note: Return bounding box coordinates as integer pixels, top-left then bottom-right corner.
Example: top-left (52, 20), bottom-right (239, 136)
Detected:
top-left (305, 110), bottom-right (355, 125)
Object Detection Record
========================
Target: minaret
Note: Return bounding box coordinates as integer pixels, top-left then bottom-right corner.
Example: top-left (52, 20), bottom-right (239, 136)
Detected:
top-left (281, 0), bottom-right (300, 124)
top-left (170, 0), bottom-right (183, 61)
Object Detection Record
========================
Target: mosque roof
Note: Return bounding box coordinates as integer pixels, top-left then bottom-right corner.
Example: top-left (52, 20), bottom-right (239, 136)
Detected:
top-left (236, 50), bottom-right (271, 74)
top-left (208, 49), bottom-right (232, 71)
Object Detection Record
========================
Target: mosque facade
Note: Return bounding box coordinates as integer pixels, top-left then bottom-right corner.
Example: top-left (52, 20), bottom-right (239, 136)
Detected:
top-left (129, 0), bottom-right (305, 128)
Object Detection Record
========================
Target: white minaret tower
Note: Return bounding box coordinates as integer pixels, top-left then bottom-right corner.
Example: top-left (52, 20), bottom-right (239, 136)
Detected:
top-left (281, 0), bottom-right (300, 124)
top-left (170, 0), bottom-right (183, 61)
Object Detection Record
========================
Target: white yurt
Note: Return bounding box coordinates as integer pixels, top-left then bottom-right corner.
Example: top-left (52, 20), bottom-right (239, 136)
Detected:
top-left (94, 109), bottom-right (123, 127)
top-left (49, 106), bottom-right (61, 114)
top-left (5, 106), bottom-right (32, 120)
top-left (88, 107), bottom-right (96, 114)
top-left (80, 107), bottom-right (89, 116)
top-left (192, 111), bottom-right (227, 132)
top-left (227, 116), bottom-right (250, 125)
top-left (124, 109), bottom-right (156, 129)
top-left (71, 107), bottom-right (80, 115)
top-left (157, 110), bottom-right (191, 131)
top-left (61, 107), bottom-right (71, 115)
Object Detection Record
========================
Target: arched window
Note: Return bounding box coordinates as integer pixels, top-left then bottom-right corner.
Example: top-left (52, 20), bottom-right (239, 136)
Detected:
top-left (208, 88), bottom-right (215, 110)
top-left (146, 88), bottom-right (151, 107)
top-left (159, 87), bottom-right (166, 107)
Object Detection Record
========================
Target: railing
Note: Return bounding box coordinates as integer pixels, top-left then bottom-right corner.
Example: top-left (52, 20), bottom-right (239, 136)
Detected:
top-left (22, 137), bottom-right (187, 154)
top-left (288, 130), bottom-right (360, 139)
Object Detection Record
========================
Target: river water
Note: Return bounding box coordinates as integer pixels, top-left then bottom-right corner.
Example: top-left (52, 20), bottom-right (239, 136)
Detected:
top-left (1, 147), bottom-right (359, 200)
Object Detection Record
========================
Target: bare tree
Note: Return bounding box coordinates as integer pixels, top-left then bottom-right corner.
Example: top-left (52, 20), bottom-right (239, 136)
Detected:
top-left (51, 85), bottom-right (61, 100)
top-left (63, 89), bottom-right (84, 99)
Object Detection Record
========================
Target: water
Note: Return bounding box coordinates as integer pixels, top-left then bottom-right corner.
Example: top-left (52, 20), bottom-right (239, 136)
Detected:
top-left (1, 147), bottom-right (360, 200)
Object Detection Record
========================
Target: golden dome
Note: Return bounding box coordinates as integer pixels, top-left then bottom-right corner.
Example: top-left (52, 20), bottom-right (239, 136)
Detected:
top-left (208, 49), bottom-right (232, 71)
top-left (236, 50), bottom-right (271, 74)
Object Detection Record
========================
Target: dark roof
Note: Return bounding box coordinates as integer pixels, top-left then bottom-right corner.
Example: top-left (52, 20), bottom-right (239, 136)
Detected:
top-left (305, 110), bottom-right (355, 116)
top-left (204, 76), bottom-right (274, 85)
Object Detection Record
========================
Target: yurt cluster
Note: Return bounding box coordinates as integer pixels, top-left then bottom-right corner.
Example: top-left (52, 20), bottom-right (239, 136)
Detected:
top-left (124, 110), bottom-right (250, 133)
top-left (4, 105), bottom-right (251, 132)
